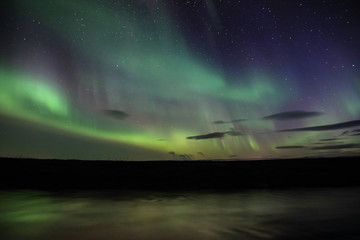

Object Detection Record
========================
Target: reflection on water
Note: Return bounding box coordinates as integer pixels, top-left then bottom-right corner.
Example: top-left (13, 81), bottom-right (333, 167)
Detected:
top-left (0, 188), bottom-right (360, 240)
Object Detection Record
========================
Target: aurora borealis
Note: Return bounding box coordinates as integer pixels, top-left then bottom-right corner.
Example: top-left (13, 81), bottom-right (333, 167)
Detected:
top-left (1, 0), bottom-right (360, 160)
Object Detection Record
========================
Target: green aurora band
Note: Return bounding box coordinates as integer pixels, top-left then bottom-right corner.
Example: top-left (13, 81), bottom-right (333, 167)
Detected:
top-left (1, 0), bottom-right (360, 159)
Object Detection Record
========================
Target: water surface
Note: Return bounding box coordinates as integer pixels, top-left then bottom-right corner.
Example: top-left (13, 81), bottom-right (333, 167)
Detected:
top-left (0, 188), bottom-right (360, 240)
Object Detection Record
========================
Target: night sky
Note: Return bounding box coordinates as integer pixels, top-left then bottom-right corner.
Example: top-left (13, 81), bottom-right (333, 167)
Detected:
top-left (1, 0), bottom-right (360, 160)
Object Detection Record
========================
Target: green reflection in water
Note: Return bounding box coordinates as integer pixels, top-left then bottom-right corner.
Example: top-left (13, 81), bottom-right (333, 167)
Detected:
top-left (0, 189), bottom-right (360, 240)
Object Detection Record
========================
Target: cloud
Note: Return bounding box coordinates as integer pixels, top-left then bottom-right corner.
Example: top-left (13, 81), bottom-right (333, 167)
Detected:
top-left (340, 130), bottom-right (349, 136)
top-left (263, 111), bottom-right (323, 120)
top-left (319, 138), bottom-right (343, 141)
top-left (351, 133), bottom-right (360, 136)
top-left (187, 132), bottom-right (226, 140)
top-left (213, 120), bottom-right (226, 124)
top-left (102, 110), bottom-right (129, 120)
top-left (275, 145), bottom-right (306, 149)
top-left (314, 142), bottom-right (344, 144)
top-left (278, 120), bottom-right (360, 132)
top-left (310, 144), bottom-right (360, 150)
top-left (352, 129), bottom-right (360, 132)
top-left (213, 119), bottom-right (246, 124)
top-left (197, 152), bottom-right (206, 157)
top-left (187, 129), bottom-right (246, 140)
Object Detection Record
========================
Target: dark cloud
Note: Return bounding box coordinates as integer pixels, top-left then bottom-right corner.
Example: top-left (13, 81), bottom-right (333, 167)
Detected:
top-left (319, 138), bottom-right (342, 141)
top-left (197, 152), bottom-right (206, 157)
top-left (314, 142), bottom-right (344, 144)
top-left (310, 144), bottom-right (360, 150)
top-left (340, 130), bottom-right (349, 136)
top-left (187, 132), bottom-right (226, 140)
top-left (213, 119), bottom-right (246, 124)
top-left (263, 111), bottom-right (323, 120)
top-left (102, 110), bottom-right (129, 120)
top-left (275, 146), bottom-right (306, 149)
top-left (352, 129), bottom-right (360, 132)
top-left (213, 120), bottom-right (226, 124)
top-left (187, 129), bottom-right (246, 140)
top-left (178, 154), bottom-right (192, 160)
top-left (351, 133), bottom-right (360, 136)
top-left (168, 151), bottom-right (192, 160)
top-left (278, 120), bottom-right (360, 132)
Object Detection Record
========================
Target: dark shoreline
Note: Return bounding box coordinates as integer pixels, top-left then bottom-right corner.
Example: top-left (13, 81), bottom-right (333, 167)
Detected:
top-left (1, 157), bottom-right (360, 190)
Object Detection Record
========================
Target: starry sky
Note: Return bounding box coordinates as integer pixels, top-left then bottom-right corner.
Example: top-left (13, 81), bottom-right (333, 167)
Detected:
top-left (1, 0), bottom-right (360, 160)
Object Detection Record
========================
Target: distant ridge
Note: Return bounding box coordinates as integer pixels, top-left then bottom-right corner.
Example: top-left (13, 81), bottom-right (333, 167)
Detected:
top-left (1, 157), bottom-right (360, 190)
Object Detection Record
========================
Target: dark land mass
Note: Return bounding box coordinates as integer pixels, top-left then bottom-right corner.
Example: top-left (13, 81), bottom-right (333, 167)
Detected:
top-left (0, 157), bottom-right (360, 190)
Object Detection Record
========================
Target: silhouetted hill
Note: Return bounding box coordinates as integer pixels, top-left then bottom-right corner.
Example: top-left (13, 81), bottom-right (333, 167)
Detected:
top-left (1, 157), bottom-right (359, 190)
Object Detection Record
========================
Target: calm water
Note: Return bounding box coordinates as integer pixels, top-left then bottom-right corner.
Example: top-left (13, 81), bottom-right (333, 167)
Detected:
top-left (0, 188), bottom-right (360, 240)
